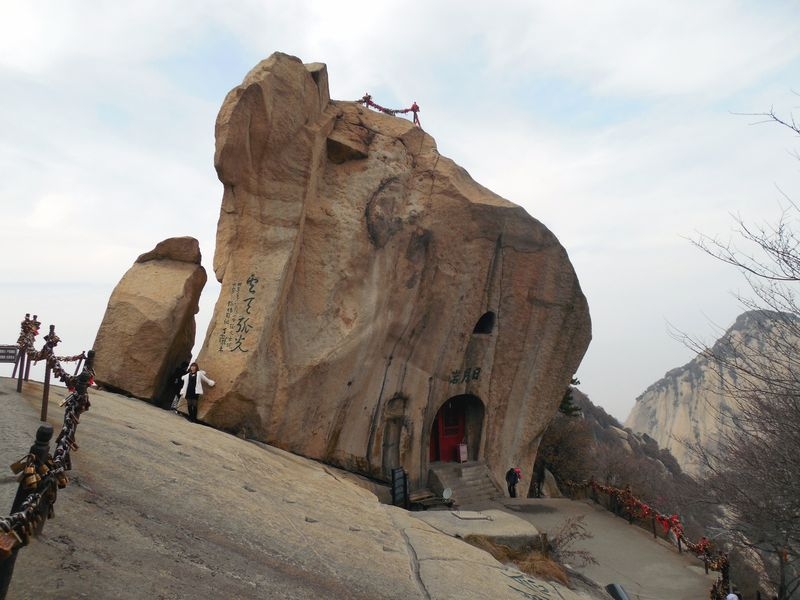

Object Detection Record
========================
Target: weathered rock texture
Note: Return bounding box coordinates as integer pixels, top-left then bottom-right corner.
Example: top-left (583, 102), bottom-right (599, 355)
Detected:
top-left (198, 52), bottom-right (591, 491)
top-left (1, 379), bottom-right (597, 600)
top-left (625, 311), bottom-right (795, 476)
top-left (93, 237), bottom-right (206, 403)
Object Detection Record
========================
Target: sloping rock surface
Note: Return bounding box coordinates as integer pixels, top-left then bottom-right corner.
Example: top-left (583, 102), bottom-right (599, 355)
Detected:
top-left (0, 378), bottom-right (588, 600)
top-left (92, 237), bottom-right (206, 404)
top-left (199, 52), bottom-right (591, 490)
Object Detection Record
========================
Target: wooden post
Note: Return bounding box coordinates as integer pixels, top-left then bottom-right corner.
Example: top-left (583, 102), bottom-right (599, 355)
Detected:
top-left (22, 316), bottom-right (38, 383)
top-left (15, 350), bottom-right (24, 393)
top-left (11, 349), bottom-right (20, 379)
top-left (41, 359), bottom-right (51, 422)
top-left (73, 354), bottom-right (84, 376)
top-left (11, 314), bottom-right (29, 380)
top-left (40, 325), bottom-right (56, 421)
top-left (23, 354), bottom-right (31, 382)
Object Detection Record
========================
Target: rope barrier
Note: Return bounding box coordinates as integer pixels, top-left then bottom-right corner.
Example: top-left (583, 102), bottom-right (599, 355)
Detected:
top-left (358, 93), bottom-right (421, 127)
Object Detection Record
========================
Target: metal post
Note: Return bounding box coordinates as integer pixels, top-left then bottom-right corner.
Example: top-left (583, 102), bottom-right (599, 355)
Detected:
top-left (0, 425), bottom-right (54, 600)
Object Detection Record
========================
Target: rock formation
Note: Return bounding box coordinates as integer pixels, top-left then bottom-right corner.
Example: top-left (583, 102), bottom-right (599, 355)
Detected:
top-left (197, 52), bottom-right (591, 491)
top-left (93, 237), bottom-right (207, 403)
top-left (625, 310), bottom-right (796, 476)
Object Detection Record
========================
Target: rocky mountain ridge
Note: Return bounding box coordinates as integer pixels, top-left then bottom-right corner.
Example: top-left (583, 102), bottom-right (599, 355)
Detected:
top-left (625, 310), bottom-right (797, 476)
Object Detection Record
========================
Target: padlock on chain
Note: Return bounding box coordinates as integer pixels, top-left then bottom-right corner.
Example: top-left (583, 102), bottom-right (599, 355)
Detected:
top-left (22, 464), bottom-right (40, 489)
top-left (9, 455), bottom-right (31, 475)
top-left (0, 531), bottom-right (19, 560)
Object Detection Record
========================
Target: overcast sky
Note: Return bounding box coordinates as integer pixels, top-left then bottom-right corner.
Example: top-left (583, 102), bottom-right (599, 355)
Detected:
top-left (2, 1), bottom-right (799, 422)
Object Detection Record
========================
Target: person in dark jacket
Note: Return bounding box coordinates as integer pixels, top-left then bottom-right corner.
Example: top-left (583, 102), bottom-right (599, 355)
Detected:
top-left (505, 467), bottom-right (522, 498)
top-left (169, 361), bottom-right (189, 412)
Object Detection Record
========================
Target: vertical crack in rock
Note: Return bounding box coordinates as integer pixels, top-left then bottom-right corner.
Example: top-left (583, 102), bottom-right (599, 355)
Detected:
top-left (397, 527), bottom-right (431, 600)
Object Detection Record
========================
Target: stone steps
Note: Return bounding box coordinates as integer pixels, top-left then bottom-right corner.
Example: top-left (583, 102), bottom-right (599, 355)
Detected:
top-left (428, 461), bottom-right (502, 508)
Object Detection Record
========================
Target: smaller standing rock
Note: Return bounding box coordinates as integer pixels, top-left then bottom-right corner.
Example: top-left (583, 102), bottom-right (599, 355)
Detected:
top-left (93, 237), bottom-right (207, 404)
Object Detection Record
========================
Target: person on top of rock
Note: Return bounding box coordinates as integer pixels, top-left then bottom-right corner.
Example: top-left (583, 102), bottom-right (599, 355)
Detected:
top-left (505, 467), bottom-right (522, 498)
top-left (179, 362), bottom-right (215, 423)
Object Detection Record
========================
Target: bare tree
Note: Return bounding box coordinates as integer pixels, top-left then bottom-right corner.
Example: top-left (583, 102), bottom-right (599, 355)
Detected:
top-left (686, 106), bottom-right (800, 599)
top-left (537, 414), bottom-right (596, 487)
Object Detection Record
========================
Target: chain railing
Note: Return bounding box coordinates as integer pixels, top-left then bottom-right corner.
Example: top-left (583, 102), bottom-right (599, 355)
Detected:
top-left (357, 93), bottom-right (421, 127)
top-left (1, 314), bottom-right (95, 599)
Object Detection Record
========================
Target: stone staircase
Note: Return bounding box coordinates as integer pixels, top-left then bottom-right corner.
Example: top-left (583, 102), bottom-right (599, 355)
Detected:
top-left (428, 461), bottom-right (503, 508)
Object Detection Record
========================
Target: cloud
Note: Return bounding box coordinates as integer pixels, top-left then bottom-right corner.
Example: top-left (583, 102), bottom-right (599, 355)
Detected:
top-left (1, 1), bottom-right (799, 422)
top-left (475, 1), bottom-right (800, 100)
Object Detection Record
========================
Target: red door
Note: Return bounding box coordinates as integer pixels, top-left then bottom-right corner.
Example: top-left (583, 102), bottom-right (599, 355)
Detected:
top-left (431, 399), bottom-right (466, 462)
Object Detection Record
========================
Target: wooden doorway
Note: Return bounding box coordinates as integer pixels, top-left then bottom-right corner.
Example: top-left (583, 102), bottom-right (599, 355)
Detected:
top-left (430, 398), bottom-right (466, 462)
top-left (429, 394), bottom-right (484, 463)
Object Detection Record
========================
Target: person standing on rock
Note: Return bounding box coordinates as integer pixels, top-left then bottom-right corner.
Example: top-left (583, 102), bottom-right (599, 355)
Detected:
top-left (179, 362), bottom-right (215, 423)
top-left (505, 467), bottom-right (522, 498)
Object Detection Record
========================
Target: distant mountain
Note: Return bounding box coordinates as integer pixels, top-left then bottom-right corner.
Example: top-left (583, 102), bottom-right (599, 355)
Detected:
top-left (571, 388), bottom-right (683, 477)
top-left (625, 310), bottom-right (797, 477)
top-left (538, 386), bottom-right (686, 499)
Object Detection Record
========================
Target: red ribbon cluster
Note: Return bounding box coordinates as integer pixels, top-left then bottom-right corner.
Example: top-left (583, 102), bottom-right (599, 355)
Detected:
top-left (589, 481), bottom-right (711, 558)
top-left (587, 480), bottom-right (730, 599)
top-left (358, 94), bottom-right (421, 127)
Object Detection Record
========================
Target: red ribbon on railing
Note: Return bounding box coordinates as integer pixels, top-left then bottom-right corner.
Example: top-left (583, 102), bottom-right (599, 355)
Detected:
top-left (358, 93), bottom-right (421, 127)
top-left (589, 480), bottom-right (695, 556)
top-left (586, 480), bottom-right (731, 598)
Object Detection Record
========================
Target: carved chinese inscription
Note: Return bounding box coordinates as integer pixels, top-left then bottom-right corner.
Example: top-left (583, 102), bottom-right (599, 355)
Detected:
top-left (503, 571), bottom-right (556, 599)
top-left (217, 274), bottom-right (259, 353)
top-left (449, 367), bottom-right (482, 384)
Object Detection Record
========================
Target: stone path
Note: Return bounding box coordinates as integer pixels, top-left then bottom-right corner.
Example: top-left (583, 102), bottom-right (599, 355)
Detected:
top-left (495, 498), bottom-right (717, 600)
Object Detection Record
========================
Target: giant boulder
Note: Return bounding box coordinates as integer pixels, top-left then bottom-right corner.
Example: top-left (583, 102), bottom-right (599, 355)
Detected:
top-left (198, 52), bottom-right (591, 491)
top-left (93, 237), bottom-right (207, 403)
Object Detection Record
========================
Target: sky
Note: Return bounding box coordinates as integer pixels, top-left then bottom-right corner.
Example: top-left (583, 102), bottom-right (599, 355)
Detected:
top-left (1, 1), bottom-right (799, 423)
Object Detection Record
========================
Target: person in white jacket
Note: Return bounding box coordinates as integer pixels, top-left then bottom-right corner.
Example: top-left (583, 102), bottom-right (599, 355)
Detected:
top-left (179, 362), bottom-right (215, 423)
